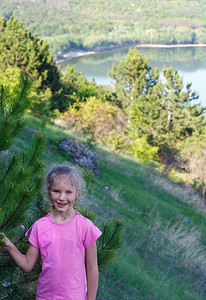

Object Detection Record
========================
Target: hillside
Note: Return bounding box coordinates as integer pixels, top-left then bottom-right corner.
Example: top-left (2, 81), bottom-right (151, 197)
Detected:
top-left (2, 0), bottom-right (206, 58)
top-left (17, 113), bottom-right (206, 299)
top-left (1, 12), bottom-right (206, 299)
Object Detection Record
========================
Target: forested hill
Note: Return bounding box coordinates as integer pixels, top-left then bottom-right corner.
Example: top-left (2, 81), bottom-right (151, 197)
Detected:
top-left (2, 0), bottom-right (206, 58)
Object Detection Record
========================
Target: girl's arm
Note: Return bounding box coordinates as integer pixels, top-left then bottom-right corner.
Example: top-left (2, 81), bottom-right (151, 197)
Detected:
top-left (3, 237), bottom-right (39, 273)
top-left (86, 241), bottom-right (99, 300)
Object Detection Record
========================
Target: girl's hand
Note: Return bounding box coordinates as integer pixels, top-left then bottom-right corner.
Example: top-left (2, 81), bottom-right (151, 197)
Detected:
top-left (0, 233), bottom-right (13, 249)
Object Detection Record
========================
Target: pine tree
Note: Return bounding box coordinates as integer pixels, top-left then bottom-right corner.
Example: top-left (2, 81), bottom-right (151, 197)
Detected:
top-left (159, 66), bottom-right (206, 147)
top-left (0, 77), bottom-right (46, 299)
top-left (109, 48), bottom-right (159, 109)
top-left (0, 17), bottom-right (62, 115)
top-left (131, 66), bottom-right (206, 150)
top-left (110, 49), bottom-right (206, 156)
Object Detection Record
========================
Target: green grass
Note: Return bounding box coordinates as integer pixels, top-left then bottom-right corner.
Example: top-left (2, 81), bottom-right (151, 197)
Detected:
top-left (17, 113), bottom-right (206, 299)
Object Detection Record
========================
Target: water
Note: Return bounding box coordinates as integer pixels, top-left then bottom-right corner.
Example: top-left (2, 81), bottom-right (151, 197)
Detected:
top-left (58, 46), bottom-right (206, 107)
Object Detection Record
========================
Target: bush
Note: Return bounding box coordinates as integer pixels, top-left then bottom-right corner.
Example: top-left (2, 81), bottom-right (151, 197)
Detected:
top-left (129, 136), bottom-right (159, 163)
top-left (64, 96), bottom-right (126, 141)
top-left (106, 132), bottom-right (126, 151)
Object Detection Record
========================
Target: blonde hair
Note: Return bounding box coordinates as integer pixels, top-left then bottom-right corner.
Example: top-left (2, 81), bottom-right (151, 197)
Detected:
top-left (46, 165), bottom-right (86, 202)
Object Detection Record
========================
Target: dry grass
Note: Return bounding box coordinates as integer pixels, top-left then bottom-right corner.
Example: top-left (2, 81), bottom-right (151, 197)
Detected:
top-left (152, 174), bottom-right (204, 212)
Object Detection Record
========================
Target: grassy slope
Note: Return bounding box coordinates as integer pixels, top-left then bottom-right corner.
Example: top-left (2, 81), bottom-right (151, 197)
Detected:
top-left (20, 114), bottom-right (206, 300)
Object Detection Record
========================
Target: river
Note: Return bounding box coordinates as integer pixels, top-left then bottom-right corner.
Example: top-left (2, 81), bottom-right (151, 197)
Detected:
top-left (58, 46), bottom-right (206, 107)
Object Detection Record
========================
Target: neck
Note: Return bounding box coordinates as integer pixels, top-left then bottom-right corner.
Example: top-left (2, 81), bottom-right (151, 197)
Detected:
top-left (50, 208), bottom-right (76, 223)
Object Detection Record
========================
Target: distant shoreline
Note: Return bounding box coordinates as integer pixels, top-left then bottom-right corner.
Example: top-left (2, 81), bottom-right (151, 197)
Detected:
top-left (56, 43), bottom-right (206, 63)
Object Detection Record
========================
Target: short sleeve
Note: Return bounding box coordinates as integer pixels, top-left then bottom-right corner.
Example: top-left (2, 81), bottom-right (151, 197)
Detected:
top-left (83, 220), bottom-right (102, 249)
top-left (25, 221), bottom-right (39, 249)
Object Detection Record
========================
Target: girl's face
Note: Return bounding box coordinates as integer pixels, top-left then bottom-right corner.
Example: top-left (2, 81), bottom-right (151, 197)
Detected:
top-left (49, 174), bottom-right (78, 213)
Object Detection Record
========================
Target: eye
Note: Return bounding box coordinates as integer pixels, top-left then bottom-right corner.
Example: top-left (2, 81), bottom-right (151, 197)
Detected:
top-left (52, 189), bottom-right (60, 193)
top-left (66, 190), bottom-right (72, 194)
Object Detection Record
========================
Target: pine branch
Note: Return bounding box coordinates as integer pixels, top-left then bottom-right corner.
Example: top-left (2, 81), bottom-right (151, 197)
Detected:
top-left (36, 197), bottom-right (47, 215)
top-left (0, 78), bottom-right (33, 151)
top-left (33, 162), bottom-right (43, 174)
top-left (0, 286), bottom-right (19, 300)
top-left (4, 155), bottom-right (16, 176)
top-left (0, 188), bottom-right (29, 230)
top-left (0, 117), bottom-right (9, 140)
top-left (0, 86), bottom-right (3, 113)
top-left (101, 220), bottom-right (121, 250)
top-left (0, 85), bottom-right (5, 115)
top-left (7, 77), bottom-right (28, 119)
top-left (0, 276), bottom-right (38, 300)
top-left (22, 151), bottom-right (25, 164)
top-left (0, 182), bottom-right (13, 207)
top-left (10, 120), bottom-right (24, 137)
top-left (16, 167), bottom-right (24, 183)
top-left (27, 133), bottom-right (43, 168)
top-left (101, 222), bottom-right (107, 248)
top-left (97, 219), bottom-right (124, 272)
top-left (107, 238), bottom-right (121, 250)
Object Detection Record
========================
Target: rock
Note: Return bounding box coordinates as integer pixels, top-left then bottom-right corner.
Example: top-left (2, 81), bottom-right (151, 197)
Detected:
top-left (59, 138), bottom-right (99, 176)
top-left (102, 185), bottom-right (110, 191)
top-left (177, 215), bottom-right (194, 226)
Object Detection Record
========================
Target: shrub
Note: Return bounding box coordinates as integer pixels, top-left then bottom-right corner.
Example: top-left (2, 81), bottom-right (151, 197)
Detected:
top-left (106, 132), bottom-right (126, 151)
top-left (64, 96), bottom-right (126, 141)
top-left (129, 136), bottom-right (159, 163)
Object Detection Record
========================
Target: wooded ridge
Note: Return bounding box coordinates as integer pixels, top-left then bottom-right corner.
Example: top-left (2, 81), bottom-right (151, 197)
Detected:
top-left (2, 0), bottom-right (206, 58)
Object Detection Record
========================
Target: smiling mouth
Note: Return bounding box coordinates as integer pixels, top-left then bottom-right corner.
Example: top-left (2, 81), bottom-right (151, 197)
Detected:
top-left (57, 203), bottom-right (67, 207)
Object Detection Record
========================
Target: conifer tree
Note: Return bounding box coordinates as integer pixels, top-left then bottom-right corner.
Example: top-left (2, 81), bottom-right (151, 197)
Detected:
top-left (130, 66), bottom-right (206, 150)
top-left (159, 66), bottom-right (206, 148)
top-left (0, 16), bottom-right (62, 115)
top-left (110, 49), bottom-right (206, 155)
top-left (109, 48), bottom-right (159, 109)
top-left (0, 77), bottom-right (46, 299)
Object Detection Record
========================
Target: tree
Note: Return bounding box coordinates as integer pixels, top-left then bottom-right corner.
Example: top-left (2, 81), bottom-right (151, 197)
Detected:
top-left (60, 65), bottom-right (99, 111)
top-left (195, 28), bottom-right (206, 44)
top-left (109, 48), bottom-right (159, 109)
top-left (60, 65), bottom-right (88, 110)
top-left (158, 66), bottom-right (206, 148)
top-left (0, 77), bottom-right (46, 299)
top-left (110, 50), bottom-right (206, 160)
top-left (131, 66), bottom-right (206, 150)
top-left (174, 27), bottom-right (194, 44)
top-left (0, 17), bottom-right (62, 115)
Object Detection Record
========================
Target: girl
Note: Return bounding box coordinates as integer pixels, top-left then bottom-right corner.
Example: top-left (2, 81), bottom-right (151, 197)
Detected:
top-left (3, 165), bottom-right (102, 300)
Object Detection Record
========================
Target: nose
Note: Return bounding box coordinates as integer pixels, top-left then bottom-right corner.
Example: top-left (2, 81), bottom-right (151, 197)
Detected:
top-left (59, 193), bottom-right (66, 201)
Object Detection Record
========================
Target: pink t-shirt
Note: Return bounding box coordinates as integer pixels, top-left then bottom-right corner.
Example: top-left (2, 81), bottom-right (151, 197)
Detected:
top-left (25, 211), bottom-right (102, 300)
